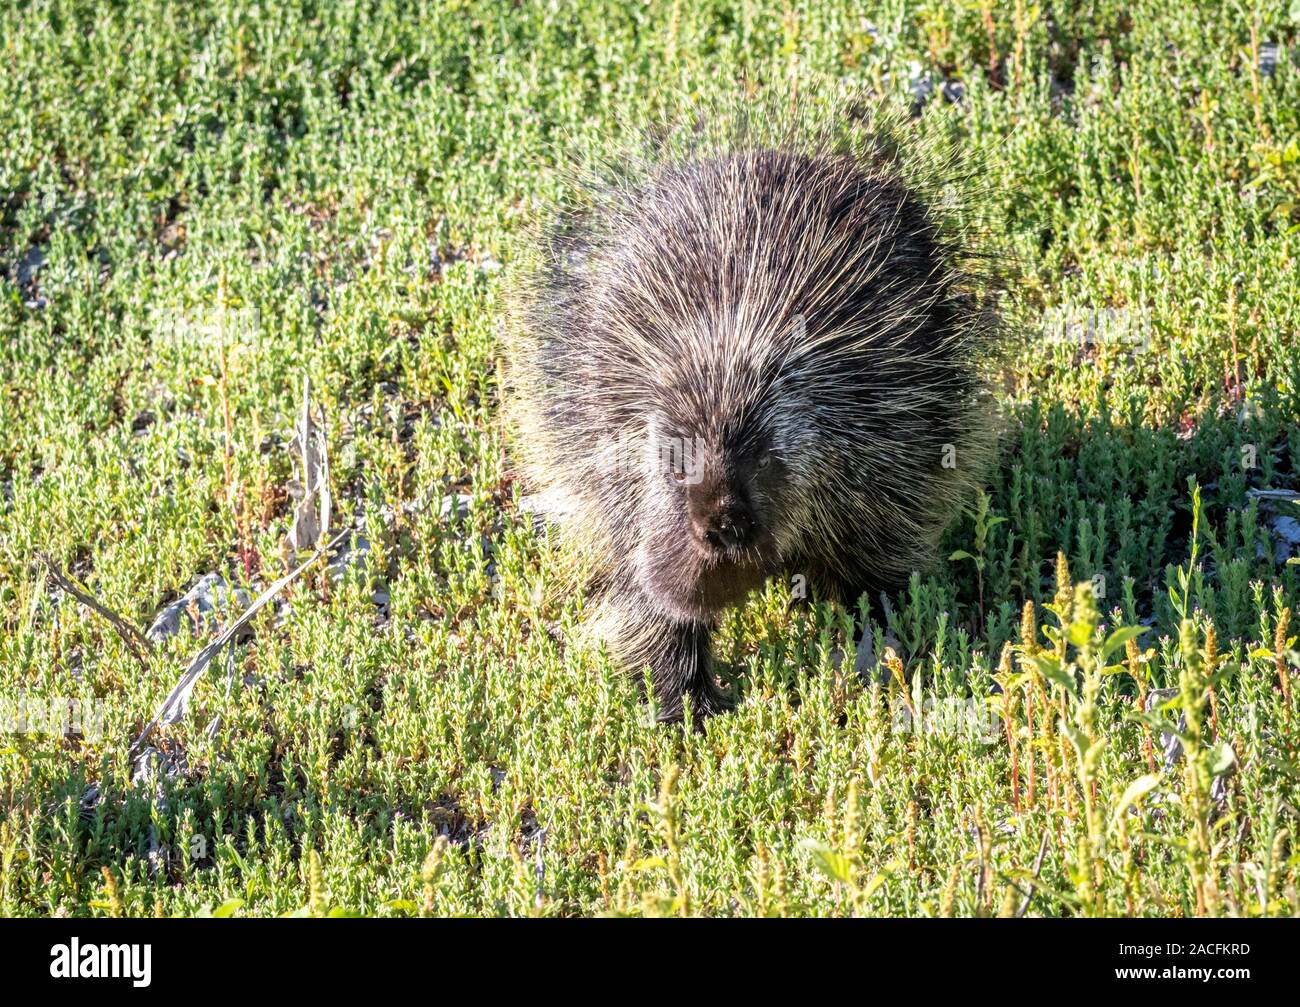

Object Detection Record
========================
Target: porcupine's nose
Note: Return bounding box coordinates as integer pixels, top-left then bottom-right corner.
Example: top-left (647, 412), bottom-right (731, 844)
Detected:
top-left (694, 501), bottom-right (754, 553)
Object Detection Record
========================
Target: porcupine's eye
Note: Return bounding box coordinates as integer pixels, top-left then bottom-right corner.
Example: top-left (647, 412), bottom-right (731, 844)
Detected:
top-left (665, 443), bottom-right (689, 484)
top-left (661, 431), bottom-right (696, 485)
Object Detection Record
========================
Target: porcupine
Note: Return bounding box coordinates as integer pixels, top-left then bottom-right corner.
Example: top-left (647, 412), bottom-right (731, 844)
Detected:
top-left (503, 113), bottom-right (1002, 722)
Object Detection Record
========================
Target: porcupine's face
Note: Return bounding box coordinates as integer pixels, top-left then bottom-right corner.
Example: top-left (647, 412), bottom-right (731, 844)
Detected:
top-left (632, 406), bottom-right (792, 622)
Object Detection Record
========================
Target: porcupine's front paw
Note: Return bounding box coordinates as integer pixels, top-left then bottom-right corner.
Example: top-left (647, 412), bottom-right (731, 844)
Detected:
top-left (591, 589), bottom-right (732, 723)
top-left (649, 620), bottom-right (731, 724)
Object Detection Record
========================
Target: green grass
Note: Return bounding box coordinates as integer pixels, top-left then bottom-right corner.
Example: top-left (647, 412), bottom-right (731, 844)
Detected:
top-left (2, 0), bottom-right (1300, 917)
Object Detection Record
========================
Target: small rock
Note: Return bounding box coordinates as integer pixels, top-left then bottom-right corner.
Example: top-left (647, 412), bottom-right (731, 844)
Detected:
top-left (941, 78), bottom-right (966, 104)
top-left (908, 63), bottom-right (933, 112)
top-left (1145, 686), bottom-right (1233, 808)
top-left (16, 245), bottom-right (46, 287)
top-left (327, 531), bottom-right (390, 607)
top-left (15, 245), bottom-right (48, 309)
top-left (440, 493), bottom-right (471, 521)
top-left (853, 627), bottom-right (878, 681)
top-left (1259, 42), bottom-right (1280, 78)
top-left (146, 574), bottom-right (251, 643)
top-left (1272, 515), bottom-right (1300, 551)
top-left (79, 784), bottom-right (100, 819)
top-left (1145, 687), bottom-right (1184, 767)
top-left (327, 532), bottom-right (373, 582)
